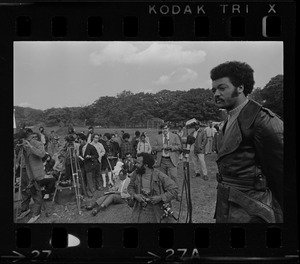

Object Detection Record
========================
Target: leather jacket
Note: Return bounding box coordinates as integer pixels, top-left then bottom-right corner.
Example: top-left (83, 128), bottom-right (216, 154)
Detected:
top-left (215, 99), bottom-right (283, 223)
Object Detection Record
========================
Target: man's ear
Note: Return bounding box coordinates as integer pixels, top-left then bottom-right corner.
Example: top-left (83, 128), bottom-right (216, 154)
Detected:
top-left (237, 85), bottom-right (244, 94)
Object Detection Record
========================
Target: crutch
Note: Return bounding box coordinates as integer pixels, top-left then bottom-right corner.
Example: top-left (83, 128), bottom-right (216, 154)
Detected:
top-left (106, 156), bottom-right (115, 187)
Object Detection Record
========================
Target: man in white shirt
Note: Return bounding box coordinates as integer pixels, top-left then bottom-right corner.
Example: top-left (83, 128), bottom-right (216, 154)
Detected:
top-left (90, 133), bottom-right (106, 191)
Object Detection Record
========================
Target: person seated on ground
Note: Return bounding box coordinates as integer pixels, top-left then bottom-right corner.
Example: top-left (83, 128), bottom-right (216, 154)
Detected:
top-left (85, 169), bottom-right (131, 216)
top-left (112, 159), bottom-right (124, 182)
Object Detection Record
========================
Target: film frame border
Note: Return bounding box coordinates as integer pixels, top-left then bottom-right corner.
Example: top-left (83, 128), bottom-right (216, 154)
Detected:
top-left (1, 0), bottom-right (297, 263)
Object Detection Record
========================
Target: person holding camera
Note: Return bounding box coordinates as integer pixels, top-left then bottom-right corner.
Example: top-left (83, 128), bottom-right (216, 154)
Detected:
top-left (15, 128), bottom-right (47, 223)
top-left (128, 153), bottom-right (178, 223)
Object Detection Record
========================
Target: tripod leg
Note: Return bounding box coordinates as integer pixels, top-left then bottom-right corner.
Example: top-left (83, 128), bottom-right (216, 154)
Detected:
top-left (69, 148), bottom-right (81, 215)
top-left (75, 159), bottom-right (87, 197)
top-left (15, 150), bottom-right (23, 222)
top-left (185, 161), bottom-right (193, 223)
top-left (16, 167), bottom-right (22, 222)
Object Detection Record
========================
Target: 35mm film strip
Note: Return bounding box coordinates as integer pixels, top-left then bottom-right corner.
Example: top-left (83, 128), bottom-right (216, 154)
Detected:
top-left (1, 0), bottom-right (297, 263)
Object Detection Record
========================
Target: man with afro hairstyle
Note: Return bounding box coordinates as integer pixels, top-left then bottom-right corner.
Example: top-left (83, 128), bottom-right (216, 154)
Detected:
top-left (211, 61), bottom-right (283, 223)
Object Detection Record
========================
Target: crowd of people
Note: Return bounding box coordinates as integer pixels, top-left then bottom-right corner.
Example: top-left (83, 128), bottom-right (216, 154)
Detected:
top-left (14, 60), bottom-right (283, 224)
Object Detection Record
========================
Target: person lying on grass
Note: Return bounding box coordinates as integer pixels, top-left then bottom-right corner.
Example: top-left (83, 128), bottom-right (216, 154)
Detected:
top-left (85, 169), bottom-right (131, 216)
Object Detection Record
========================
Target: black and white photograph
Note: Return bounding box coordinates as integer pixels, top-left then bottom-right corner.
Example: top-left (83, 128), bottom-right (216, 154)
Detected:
top-left (13, 41), bottom-right (284, 224)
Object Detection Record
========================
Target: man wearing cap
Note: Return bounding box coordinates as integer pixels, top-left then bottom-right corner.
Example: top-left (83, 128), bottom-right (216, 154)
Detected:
top-left (152, 122), bottom-right (182, 199)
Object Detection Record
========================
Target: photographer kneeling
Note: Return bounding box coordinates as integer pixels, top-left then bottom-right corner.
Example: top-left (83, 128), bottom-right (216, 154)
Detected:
top-left (15, 128), bottom-right (51, 223)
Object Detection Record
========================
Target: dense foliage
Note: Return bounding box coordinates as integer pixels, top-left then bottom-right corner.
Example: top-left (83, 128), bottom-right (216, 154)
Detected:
top-left (15, 75), bottom-right (284, 128)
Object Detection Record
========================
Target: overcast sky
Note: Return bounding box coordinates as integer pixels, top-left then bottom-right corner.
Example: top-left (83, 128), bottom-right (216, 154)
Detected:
top-left (14, 41), bottom-right (283, 110)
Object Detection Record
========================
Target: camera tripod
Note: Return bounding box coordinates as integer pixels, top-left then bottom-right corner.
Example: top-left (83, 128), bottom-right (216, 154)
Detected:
top-left (52, 142), bottom-right (87, 215)
top-left (177, 148), bottom-right (193, 223)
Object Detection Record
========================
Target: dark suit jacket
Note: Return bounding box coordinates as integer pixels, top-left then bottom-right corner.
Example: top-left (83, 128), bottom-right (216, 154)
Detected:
top-left (79, 143), bottom-right (99, 172)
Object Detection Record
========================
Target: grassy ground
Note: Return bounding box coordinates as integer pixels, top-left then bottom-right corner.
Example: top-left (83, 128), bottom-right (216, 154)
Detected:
top-left (14, 153), bottom-right (218, 224)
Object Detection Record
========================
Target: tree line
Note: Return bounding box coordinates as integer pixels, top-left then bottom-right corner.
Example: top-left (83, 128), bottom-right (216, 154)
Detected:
top-left (14, 74), bottom-right (283, 128)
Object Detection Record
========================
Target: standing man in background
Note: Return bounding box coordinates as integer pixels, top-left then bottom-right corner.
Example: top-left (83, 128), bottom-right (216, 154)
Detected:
top-left (131, 131), bottom-right (141, 158)
top-left (204, 122), bottom-right (216, 154)
top-left (90, 133), bottom-right (106, 191)
top-left (39, 126), bottom-right (48, 152)
top-left (152, 122), bottom-right (182, 200)
top-left (137, 133), bottom-right (152, 154)
top-left (78, 133), bottom-right (99, 198)
top-left (194, 123), bottom-right (208, 180)
top-left (86, 126), bottom-right (94, 143)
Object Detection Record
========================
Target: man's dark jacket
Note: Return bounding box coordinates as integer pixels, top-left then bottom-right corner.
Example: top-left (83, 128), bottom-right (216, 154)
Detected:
top-left (215, 99), bottom-right (283, 223)
top-left (79, 143), bottom-right (99, 173)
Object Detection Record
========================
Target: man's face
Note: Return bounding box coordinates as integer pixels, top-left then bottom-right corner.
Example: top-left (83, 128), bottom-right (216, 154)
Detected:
top-left (119, 171), bottom-right (126, 181)
top-left (136, 156), bottom-right (143, 168)
top-left (162, 126), bottom-right (169, 135)
top-left (135, 156), bottom-right (146, 175)
top-left (93, 135), bottom-right (99, 143)
top-left (141, 136), bottom-right (145, 142)
top-left (212, 77), bottom-right (241, 110)
top-left (79, 139), bottom-right (85, 146)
